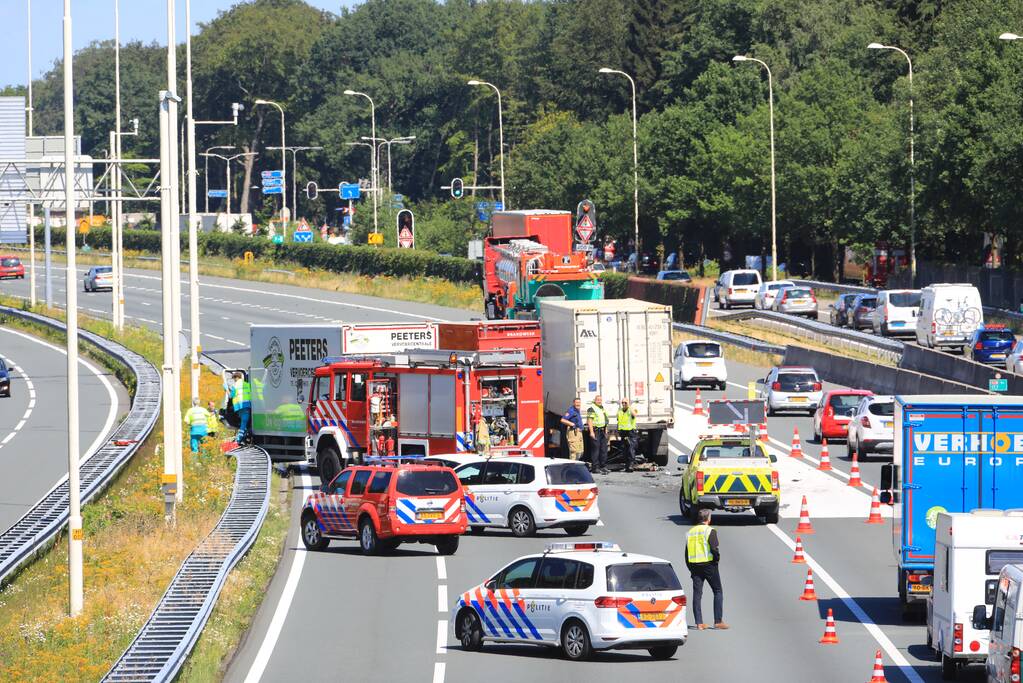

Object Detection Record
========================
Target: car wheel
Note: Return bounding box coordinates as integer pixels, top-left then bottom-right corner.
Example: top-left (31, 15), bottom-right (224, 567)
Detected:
top-left (316, 445), bottom-right (342, 489)
top-left (767, 407), bottom-right (775, 417)
top-left (508, 507), bottom-right (536, 537)
top-left (435, 536), bottom-right (459, 555)
top-left (718, 381), bottom-right (727, 391)
top-left (561, 619), bottom-right (593, 661)
top-left (648, 645), bottom-right (678, 660)
top-left (300, 512), bottom-right (328, 551)
top-left (674, 379), bottom-right (682, 391)
top-left (359, 518), bottom-right (379, 555)
top-left (458, 609), bottom-right (485, 652)
top-left (563, 523), bottom-right (590, 537)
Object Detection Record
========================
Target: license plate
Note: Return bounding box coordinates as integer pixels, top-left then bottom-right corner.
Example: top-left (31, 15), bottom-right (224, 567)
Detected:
top-left (417, 511), bottom-right (443, 520)
top-left (640, 612), bottom-right (667, 621)
top-left (883, 421), bottom-right (893, 428)
top-left (991, 353), bottom-right (1006, 359)
top-left (790, 396), bottom-right (807, 402)
top-left (697, 362), bottom-right (713, 367)
top-left (909, 584), bottom-right (932, 594)
top-left (568, 499), bottom-right (588, 507)
top-left (725, 498), bottom-right (750, 506)
top-left (891, 321), bottom-right (905, 327)
top-left (793, 299), bottom-right (808, 305)
top-left (942, 330), bottom-right (955, 336)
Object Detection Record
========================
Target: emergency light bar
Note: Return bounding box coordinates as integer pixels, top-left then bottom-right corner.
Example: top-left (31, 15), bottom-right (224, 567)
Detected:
top-left (545, 541), bottom-right (621, 554)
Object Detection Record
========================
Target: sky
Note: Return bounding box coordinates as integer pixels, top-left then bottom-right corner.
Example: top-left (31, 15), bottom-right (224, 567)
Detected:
top-left (0, 0), bottom-right (354, 87)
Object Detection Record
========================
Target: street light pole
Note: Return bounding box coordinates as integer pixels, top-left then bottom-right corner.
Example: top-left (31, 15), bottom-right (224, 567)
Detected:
top-left (359, 136), bottom-right (415, 209)
top-left (733, 55), bottom-right (778, 281)
top-left (203, 151), bottom-right (256, 229)
top-left (26, 0), bottom-right (36, 307)
top-left (467, 80), bottom-right (506, 209)
top-left (868, 42), bottom-right (915, 282)
top-left (344, 90), bottom-right (378, 233)
top-left (598, 68), bottom-right (640, 268)
top-left (203, 145), bottom-right (235, 212)
top-left (267, 145), bottom-right (323, 222)
top-left (255, 99), bottom-right (287, 227)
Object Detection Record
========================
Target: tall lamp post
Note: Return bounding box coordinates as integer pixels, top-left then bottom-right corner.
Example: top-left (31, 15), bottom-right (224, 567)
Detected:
top-left (467, 80), bottom-right (506, 209)
top-left (202, 151), bottom-right (257, 227)
top-left (360, 135), bottom-right (415, 203)
top-left (254, 99), bottom-right (287, 226)
top-left (203, 145), bottom-right (235, 212)
top-left (868, 42), bottom-right (916, 282)
top-left (267, 145), bottom-right (323, 222)
top-left (26, 0), bottom-right (36, 307)
top-left (598, 68), bottom-right (640, 267)
top-left (343, 90), bottom-right (378, 234)
top-left (732, 55), bottom-right (778, 281)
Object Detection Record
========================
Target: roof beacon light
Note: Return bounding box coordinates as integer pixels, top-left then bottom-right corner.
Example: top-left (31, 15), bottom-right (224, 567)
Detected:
top-left (545, 541), bottom-right (621, 554)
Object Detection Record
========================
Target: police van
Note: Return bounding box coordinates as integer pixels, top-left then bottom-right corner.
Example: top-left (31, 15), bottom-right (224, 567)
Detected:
top-left (451, 541), bottom-right (687, 660)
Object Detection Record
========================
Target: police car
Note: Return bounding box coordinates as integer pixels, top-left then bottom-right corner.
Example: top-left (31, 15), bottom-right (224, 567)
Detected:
top-left (452, 541), bottom-right (687, 661)
top-left (452, 455), bottom-right (600, 537)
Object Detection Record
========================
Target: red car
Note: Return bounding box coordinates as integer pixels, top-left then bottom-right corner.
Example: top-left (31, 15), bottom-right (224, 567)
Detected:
top-left (0, 256), bottom-right (25, 280)
top-left (812, 389), bottom-right (873, 442)
top-left (301, 464), bottom-right (467, 555)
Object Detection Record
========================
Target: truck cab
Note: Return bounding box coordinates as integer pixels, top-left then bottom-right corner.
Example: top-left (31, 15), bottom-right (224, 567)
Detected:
top-left (676, 435), bottom-right (780, 524)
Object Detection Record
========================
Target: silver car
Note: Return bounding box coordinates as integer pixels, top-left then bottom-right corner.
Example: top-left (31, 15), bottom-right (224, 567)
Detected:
top-left (772, 286), bottom-right (817, 318)
top-left (847, 294), bottom-right (878, 330)
top-left (83, 265), bottom-right (113, 292)
top-left (758, 366), bottom-right (823, 416)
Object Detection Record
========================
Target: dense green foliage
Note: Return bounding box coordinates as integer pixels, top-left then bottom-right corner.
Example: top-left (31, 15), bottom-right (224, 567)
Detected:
top-left (18, 0), bottom-right (1023, 277)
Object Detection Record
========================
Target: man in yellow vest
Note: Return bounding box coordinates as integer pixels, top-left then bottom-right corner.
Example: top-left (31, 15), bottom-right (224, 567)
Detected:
top-left (685, 508), bottom-right (728, 630)
top-left (586, 395), bottom-right (609, 474)
top-left (230, 372), bottom-right (252, 444)
top-left (616, 398), bottom-right (638, 472)
top-left (184, 398), bottom-right (212, 454)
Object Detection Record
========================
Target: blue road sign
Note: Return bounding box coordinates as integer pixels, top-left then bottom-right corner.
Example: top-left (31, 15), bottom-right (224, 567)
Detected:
top-left (340, 183), bottom-right (361, 200)
top-left (393, 193), bottom-right (404, 202)
top-left (207, 189), bottom-right (227, 199)
top-left (343, 214), bottom-right (352, 227)
top-left (293, 230), bottom-right (314, 243)
top-left (261, 170), bottom-right (284, 179)
top-left (262, 186), bottom-right (284, 195)
top-left (493, 201), bottom-right (504, 211)
top-left (261, 178), bottom-right (284, 188)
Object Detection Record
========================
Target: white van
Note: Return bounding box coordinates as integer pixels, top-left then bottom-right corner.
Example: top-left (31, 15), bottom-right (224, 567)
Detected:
top-left (929, 510), bottom-right (1023, 680)
top-left (979, 563), bottom-right (1023, 683)
top-left (915, 283), bottom-right (983, 351)
top-left (714, 269), bottom-right (762, 309)
top-left (872, 289), bottom-right (921, 337)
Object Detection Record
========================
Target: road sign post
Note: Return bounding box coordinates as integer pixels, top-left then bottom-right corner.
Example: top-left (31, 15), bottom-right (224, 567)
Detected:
top-left (575, 199), bottom-right (597, 244)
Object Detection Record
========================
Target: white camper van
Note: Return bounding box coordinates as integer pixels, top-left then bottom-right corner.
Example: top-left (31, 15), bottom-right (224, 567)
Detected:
top-left (928, 510), bottom-right (1023, 680)
top-left (978, 563), bottom-right (1023, 683)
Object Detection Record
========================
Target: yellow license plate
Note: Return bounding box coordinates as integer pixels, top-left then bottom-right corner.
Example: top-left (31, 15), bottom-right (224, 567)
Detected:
top-left (942, 331), bottom-right (955, 336)
top-left (640, 612), bottom-right (667, 621)
top-left (697, 362), bottom-right (713, 367)
top-left (725, 498), bottom-right (750, 506)
top-left (790, 396), bottom-right (807, 402)
top-left (992, 354), bottom-right (1006, 359)
top-left (883, 421), bottom-right (893, 428)
top-left (909, 584), bottom-right (932, 593)
top-left (417, 511), bottom-right (443, 520)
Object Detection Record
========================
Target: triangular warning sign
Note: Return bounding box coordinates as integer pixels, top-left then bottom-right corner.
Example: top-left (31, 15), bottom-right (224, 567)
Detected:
top-left (576, 213), bottom-right (594, 242)
top-left (655, 372), bottom-right (664, 382)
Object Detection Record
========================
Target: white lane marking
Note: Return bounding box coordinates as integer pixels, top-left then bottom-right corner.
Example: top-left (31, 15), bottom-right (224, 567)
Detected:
top-left (433, 662), bottom-right (445, 683)
top-left (140, 301), bottom-right (151, 306)
top-left (766, 524), bottom-right (924, 683)
top-left (436, 620), bottom-right (448, 654)
top-left (0, 350), bottom-right (35, 450)
top-left (438, 585), bottom-right (448, 612)
top-left (436, 556), bottom-right (447, 580)
top-left (242, 468), bottom-right (310, 683)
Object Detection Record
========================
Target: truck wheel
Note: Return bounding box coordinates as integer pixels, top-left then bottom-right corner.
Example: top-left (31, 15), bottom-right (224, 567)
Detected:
top-left (359, 518), bottom-right (379, 555)
top-left (940, 654), bottom-right (958, 680)
top-left (508, 507), bottom-right (536, 537)
top-left (648, 429), bottom-right (668, 467)
top-left (316, 445), bottom-right (342, 489)
top-left (435, 537), bottom-right (459, 555)
top-left (762, 509), bottom-right (779, 525)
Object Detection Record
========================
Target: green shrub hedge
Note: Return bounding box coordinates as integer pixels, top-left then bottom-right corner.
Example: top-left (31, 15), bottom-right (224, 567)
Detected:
top-left (623, 277), bottom-right (704, 323)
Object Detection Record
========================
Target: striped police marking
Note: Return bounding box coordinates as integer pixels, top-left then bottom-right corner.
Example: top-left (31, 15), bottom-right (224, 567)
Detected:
top-left (464, 493), bottom-right (490, 524)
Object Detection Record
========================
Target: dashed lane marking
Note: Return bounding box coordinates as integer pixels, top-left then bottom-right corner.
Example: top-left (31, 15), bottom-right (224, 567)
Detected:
top-left (0, 351), bottom-right (35, 451)
top-left (433, 663), bottom-right (445, 683)
top-left (436, 556), bottom-right (447, 580)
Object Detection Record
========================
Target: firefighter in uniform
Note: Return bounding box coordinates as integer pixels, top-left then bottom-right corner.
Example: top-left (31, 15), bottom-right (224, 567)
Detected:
top-left (184, 398), bottom-right (212, 453)
top-left (685, 508), bottom-right (728, 630)
top-left (587, 395), bottom-right (609, 474)
top-left (616, 399), bottom-right (638, 472)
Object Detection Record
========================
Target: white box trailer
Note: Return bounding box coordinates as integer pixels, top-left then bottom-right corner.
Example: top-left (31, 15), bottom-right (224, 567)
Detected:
top-left (538, 298), bottom-right (674, 464)
top-left (928, 509), bottom-right (1023, 679)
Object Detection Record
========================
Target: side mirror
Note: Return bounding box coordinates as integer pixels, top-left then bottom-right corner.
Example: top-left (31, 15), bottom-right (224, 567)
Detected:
top-left (879, 491), bottom-right (895, 505)
top-left (484, 579), bottom-right (497, 592)
top-left (755, 378), bottom-right (766, 385)
top-left (972, 604), bottom-right (992, 631)
top-left (677, 454), bottom-right (690, 465)
top-left (769, 453), bottom-right (778, 464)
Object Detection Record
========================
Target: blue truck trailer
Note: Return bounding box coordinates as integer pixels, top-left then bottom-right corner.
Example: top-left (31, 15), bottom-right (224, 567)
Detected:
top-left (880, 395), bottom-right (1023, 612)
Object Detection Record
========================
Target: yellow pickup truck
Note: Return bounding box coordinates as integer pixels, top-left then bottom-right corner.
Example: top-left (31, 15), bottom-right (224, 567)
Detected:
top-left (677, 436), bottom-right (780, 524)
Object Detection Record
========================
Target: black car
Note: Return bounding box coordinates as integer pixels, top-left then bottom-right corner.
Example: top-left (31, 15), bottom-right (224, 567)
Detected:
top-left (0, 358), bottom-right (10, 398)
top-left (640, 253), bottom-right (660, 274)
top-left (829, 293), bottom-right (858, 327)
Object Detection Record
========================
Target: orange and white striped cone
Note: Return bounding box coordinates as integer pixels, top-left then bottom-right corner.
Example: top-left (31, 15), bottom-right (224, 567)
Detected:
top-left (799, 568), bottom-right (818, 601)
top-left (759, 421), bottom-right (769, 442)
top-left (790, 427), bottom-right (804, 458)
top-left (848, 452), bottom-right (863, 487)
top-left (866, 649), bottom-right (888, 683)
top-left (693, 388), bottom-right (706, 416)
top-left (791, 536), bottom-right (807, 563)
top-left (818, 439), bottom-right (833, 471)
top-left (796, 495), bottom-right (815, 534)
top-left (866, 487), bottom-right (884, 524)
top-left (819, 608), bottom-right (839, 644)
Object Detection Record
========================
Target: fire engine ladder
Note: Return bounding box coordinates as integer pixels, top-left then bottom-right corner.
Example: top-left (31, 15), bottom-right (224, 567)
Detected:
top-left (323, 349), bottom-right (528, 368)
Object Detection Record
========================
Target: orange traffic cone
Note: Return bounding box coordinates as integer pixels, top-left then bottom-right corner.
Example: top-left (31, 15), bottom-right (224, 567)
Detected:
top-left (693, 388), bottom-right (705, 416)
top-left (799, 568), bottom-right (818, 601)
top-left (759, 421), bottom-right (769, 442)
top-left (866, 649), bottom-right (888, 683)
top-left (791, 536), bottom-right (807, 563)
top-left (818, 439), bottom-right (833, 471)
top-left (848, 452), bottom-right (863, 487)
top-left (796, 495), bottom-right (815, 534)
top-left (790, 427), bottom-right (804, 458)
top-left (866, 487), bottom-right (884, 524)
top-left (819, 608), bottom-right (839, 644)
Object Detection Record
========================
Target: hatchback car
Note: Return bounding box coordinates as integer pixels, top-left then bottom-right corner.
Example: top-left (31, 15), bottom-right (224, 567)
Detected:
top-left (755, 280), bottom-right (795, 310)
top-left (451, 542), bottom-right (687, 661)
top-left (758, 366), bottom-right (823, 416)
top-left (656, 270), bottom-right (691, 282)
top-left (454, 456), bottom-right (600, 537)
top-left (847, 396), bottom-right (895, 460)
top-left (812, 389), bottom-right (872, 442)
top-left (300, 464), bottom-right (467, 555)
top-left (673, 340), bottom-right (727, 390)
top-left (0, 358), bottom-right (10, 398)
top-left (0, 256), bottom-right (25, 280)
top-left (772, 286), bottom-right (817, 318)
top-left (847, 294), bottom-right (878, 330)
top-left (829, 293), bottom-right (858, 327)
top-left (969, 325), bottom-right (1016, 366)
top-left (83, 266), bottom-right (113, 292)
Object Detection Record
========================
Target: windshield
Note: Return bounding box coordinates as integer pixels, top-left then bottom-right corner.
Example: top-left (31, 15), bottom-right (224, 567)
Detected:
top-left (867, 402), bottom-right (894, 417)
top-left (701, 443), bottom-right (760, 459)
top-left (733, 272), bottom-right (759, 286)
top-left (776, 373), bottom-right (817, 390)
top-left (857, 297), bottom-right (877, 309)
top-left (1, 258), bottom-right (20, 267)
top-left (686, 343), bottom-right (721, 358)
top-left (395, 470), bottom-right (458, 496)
top-left (980, 331), bottom-right (1015, 343)
top-left (545, 463), bottom-right (594, 485)
top-left (661, 271), bottom-right (690, 280)
top-left (829, 394), bottom-right (865, 415)
top-left (94, 266), bottom-right (112, 274)
top-left (888, 292), bottom-right (921, 308)
top-left (768, 283), bottom-right (791, 291)
top-left (606, 563), bottom-right (682, 592)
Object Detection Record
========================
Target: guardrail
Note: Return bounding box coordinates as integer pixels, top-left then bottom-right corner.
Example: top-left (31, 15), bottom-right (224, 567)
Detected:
top-left (673, 322), bottom-right (786, 355)
top-left (102, 445), bottom-right (271, 683)
top-left (791, 278), bottom-right (875, 296)
top-left (0, 305), bottom-right (161, 586)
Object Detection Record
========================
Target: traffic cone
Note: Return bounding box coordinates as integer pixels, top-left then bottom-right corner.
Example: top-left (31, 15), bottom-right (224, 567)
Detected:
top-left (796, 495), bottom-right (815, 534)
top-left (791, 536), bottom-right (807, 563)
top-left (848, 453), bottom-right (863, 487)
top-left (818, 439), bottom-right (833, 471)
top-left (866, 649), bottom-right (888, 683)
top-left (866, 487), bottom-right (884, 524)
top-left (799, 568), bottom-right (818, 601)
top-left (759, 421), bottom-right (769, 442)
top-left (693, 388), bottom-right (706, 416)
top-left (819, 608), bottom-right (839, 644)
top-left (790, 427), bottom-right (804, 458)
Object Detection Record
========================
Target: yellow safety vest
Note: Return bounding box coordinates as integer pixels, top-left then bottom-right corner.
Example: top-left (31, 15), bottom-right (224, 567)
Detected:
top-left (588, 404), bottom-right (607, 428)
top-left (686, 525), bottom-right (714, 564)
top-left (617, 409), bottom-right (636, 431)
top-left (184, 406), bottom-right (210, 428)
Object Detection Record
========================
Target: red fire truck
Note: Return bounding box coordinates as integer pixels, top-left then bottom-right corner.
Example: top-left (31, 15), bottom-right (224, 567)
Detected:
top-left (305, 348), bottom-right (545, 485)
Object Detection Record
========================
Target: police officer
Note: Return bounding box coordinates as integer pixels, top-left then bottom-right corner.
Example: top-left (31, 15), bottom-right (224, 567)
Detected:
top-left (587, 395), bottom-right (609, 474)
top-left (230, 372), bottom-right (252, 444)
top-left (685, 508), bottom-right (728, 630)
top-left (616, 399), bottom-right (638, 472)
top-left (560, 397), bottom-right (584, 460)
top-left (184, 398), bottom-right (212, 454)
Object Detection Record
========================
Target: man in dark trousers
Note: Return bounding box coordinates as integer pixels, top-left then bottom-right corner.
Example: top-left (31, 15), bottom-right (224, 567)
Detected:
top-left (586, 395), bottom-right (609, 474)
top-left (685, 508), bottom-right (728, 630)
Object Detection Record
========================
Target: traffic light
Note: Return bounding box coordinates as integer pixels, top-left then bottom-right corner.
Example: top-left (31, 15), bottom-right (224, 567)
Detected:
top-left (451, 177), bottom-right (464, 199)
top-left (305, 181), bottom-right (318, 200)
